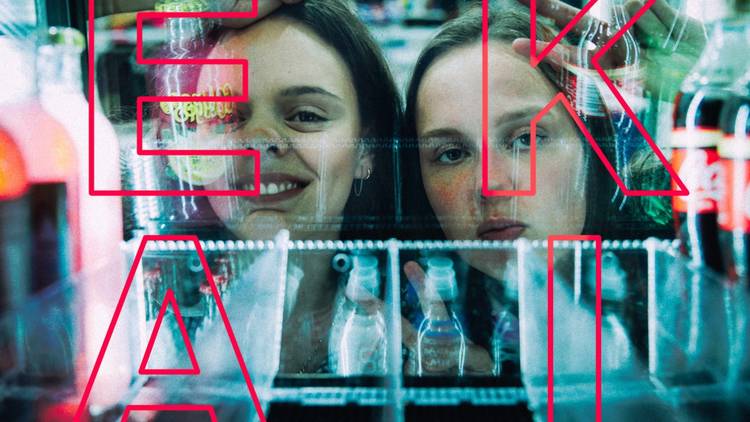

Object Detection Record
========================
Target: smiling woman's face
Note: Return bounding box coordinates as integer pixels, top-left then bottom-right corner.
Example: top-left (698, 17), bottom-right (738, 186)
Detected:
top-left (416, 42), bottom-right (587, 276)
top-left (199, 16), bottom-right (368, 240)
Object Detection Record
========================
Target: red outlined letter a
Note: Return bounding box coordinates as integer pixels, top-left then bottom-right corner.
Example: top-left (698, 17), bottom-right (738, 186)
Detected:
top-left (75, 235), bottom-right (267, 422)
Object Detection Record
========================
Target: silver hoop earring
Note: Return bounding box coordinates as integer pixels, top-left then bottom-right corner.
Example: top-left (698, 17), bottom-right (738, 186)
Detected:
top-left (354, 168), bottom-right (372, 197)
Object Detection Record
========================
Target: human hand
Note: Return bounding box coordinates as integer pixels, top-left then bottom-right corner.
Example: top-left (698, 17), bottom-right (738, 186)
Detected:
top-left (513, 0), bottom-right (705, 97)
top-left (401, 261), bottom-right (494, 376)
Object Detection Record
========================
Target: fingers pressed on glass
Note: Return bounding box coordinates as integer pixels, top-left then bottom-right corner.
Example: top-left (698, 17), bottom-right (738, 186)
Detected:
top-left (404, 261), bottom-right (450, 321)
top-left (518, 0), bottom-right (602, 36)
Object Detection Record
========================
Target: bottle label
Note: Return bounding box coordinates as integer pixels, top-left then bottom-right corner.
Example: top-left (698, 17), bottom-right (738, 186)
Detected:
top-left (718, 157), bottom-right (750, 233)
top-left (671, 127), bottom-right (723, 148)
top-left (159, 83), bottom-right (236, 125)
top-left (0, 134), bottom-right (28, 199)
top-left (718, 136), bottom-right (750, 159)
top-left (671, 144), bottom-right (723, 214)
top-left (562, 64), bottom-right (645, 117)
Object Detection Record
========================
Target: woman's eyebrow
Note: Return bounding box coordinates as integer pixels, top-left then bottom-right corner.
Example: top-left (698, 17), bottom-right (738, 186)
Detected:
top-left (278, 85), bottom-right (343, 101)
top-left (420, 128), bottom-right (466, 142)
top-left (494, 105), bottom-right (557, 127)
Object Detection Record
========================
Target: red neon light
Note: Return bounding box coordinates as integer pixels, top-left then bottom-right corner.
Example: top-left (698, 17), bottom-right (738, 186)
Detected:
top-left (75, 235), bottom-right (266, 422)
top-left (546, 235), bottom-right (602, 422)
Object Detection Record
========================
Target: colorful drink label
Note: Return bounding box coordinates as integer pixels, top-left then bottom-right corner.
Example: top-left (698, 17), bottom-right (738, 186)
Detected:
top-left (718, 136), bottom-right (750, 232)
top-left (671, 129), bottom-right (723, 214)
top-left (159, 83), bottom-right (237, 125)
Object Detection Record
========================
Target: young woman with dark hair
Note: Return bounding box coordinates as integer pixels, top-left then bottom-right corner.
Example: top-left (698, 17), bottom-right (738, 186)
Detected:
top-left (181, 0), bottom-right (403, 373)
top-left (397, 1), bottom-right (675, 376)
top-left (201, 0), bottom-right (401, 242)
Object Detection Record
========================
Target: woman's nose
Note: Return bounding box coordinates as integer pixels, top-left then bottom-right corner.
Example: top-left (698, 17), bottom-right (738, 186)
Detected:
top-left (474, 150), bottom-right (518, 198)
top-left (243, 126), bottom-right (291, 158)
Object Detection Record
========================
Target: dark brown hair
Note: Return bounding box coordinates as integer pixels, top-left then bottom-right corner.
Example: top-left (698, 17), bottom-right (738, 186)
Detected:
top-left (275, 0), bottom-right (402, 239)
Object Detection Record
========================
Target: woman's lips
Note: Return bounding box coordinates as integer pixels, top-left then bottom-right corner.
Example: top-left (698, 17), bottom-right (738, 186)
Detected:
top-left (476, 218), bottom-right (527, 241)
top-left (239, 172), bottom-right (310, 204)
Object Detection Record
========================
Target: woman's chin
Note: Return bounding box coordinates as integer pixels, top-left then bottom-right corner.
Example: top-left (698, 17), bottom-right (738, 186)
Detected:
top-left (230, 211), bottom-right (292, 240)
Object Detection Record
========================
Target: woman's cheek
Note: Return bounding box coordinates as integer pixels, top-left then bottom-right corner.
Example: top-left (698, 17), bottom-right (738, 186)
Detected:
top-left (533, 146), bottom-right (586, 234)
top-left (309, 131), bottom-right (359, 216)
top-left (424, 167), bottom-right (475, 232)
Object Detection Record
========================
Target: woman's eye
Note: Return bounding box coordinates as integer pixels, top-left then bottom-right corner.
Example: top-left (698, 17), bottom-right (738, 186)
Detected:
top-left (437, 147), bottom-right (468, 164)
top-left (509, 132), bottom-right (548, 149)
top-left (288, 110), bottom-right (327, 123)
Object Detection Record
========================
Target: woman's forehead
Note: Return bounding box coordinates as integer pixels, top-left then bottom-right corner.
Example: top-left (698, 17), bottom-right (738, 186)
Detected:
top-left (203, 17), bottom-right (355, 98)
top-left (418, 43), bottom-right (560, 129)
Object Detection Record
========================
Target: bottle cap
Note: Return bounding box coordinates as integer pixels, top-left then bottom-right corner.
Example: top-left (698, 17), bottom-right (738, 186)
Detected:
top-left (426, 256), bottom-right (453, 270)
top-left (156, 0), bottom-right (209, 12)
top-left (600, 252), bottom-right (627, 302)
top-left (346, 267), bottom-right (380, 300)
top-left (352, 254), bottom-right (378, 270)
top-left (425, 267), bottom-right (458, 301)
top-left (40, 27), bottom-right (85, 51)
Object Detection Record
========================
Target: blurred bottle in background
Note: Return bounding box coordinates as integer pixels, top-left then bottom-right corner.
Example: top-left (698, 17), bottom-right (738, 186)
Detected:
top-left (38, 27), bottom-right (123, 273)
top-left (0, 36), bottom-right (79, 389)
top-left (0, 130), bottom-right (30, 378)
top-left (0, 40), bottom-right (79, 295)
top-left (329, 256), bottom-right (387, 376)
top-left (416, 259), bottom-right (466, 376)
top-left (672, 0), bottom-right (750, 273)
top-left (718, 0), bottom-right (750, 284)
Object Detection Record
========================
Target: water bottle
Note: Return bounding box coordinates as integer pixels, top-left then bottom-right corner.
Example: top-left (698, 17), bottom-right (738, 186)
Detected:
top-left (491, 308), bottom-right (519, 377)
top-left (416, 264), bottom-right (466, 376)
top-left (331, 264), bottom-right (387, 375)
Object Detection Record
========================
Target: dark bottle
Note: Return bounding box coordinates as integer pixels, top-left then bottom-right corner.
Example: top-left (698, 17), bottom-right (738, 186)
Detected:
top-left (671, 3), bottom-right (750, 273)
top-left (0, 60), bottom-right (78, 295)
top-left (672, 90), bottom-right (728, 273)
top-left (718, 87), bottom-right (750, 284)
top-left (0, 41), bottom-right (79, 387)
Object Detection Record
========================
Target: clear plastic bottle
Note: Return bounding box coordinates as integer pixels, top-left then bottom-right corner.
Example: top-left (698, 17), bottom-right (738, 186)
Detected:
top-left (134, 0), bottom-right (229, 232)
top-left (330, 265), bottom-right (387, 375)
top-left (491, 306), bottom-right (519, 377)
top-left (38, 27), bottom-right (123, 272)
top-left (573, 0), bottom-right (646, 192)
top-left (672, 0), bottom-right (750, 274)
top-left (416, 264), bottom-right (466, 376)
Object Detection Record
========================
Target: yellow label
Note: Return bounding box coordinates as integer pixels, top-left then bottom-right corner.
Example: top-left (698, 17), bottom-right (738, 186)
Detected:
top-left (160, 83), bottom-right (236, 124)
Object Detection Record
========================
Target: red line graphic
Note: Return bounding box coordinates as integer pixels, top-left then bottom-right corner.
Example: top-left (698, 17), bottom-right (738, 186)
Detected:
top-left (546, 235), bottom-right (602, 422)
top-left (75, 235), bottom-right (267, 422)
top-left (482, 0), bottom-right (689, 197)
top-left (529, 0), bottom-right (601, 68)
top-left (590, 0), bottom-right (686, 196)
top-left (138, 289), bottom-right (201, 376)
top-left (88, 0), bottom-right (261, 196)
top-left (122, 404), bottom-right (218, 422)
